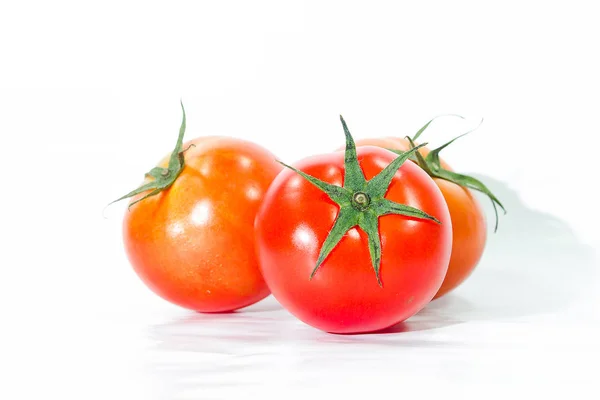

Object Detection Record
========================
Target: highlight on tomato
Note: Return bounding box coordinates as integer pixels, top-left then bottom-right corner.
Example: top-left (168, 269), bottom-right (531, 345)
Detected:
top-left (111, 103), bottom-right (282, 312)
top-left (254, 116), bottom-right (453, 333)
top-left (354, 117), bottom-right (505, 299)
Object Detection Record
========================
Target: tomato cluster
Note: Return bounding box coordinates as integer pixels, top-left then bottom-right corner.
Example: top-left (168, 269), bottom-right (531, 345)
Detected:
top-left (113, 104), bottom-right (503, 333)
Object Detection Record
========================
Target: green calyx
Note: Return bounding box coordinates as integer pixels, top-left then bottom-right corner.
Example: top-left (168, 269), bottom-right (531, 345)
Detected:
top-left (110, 101), bottom-right (194, 209)
top-left (279, 116), bottom-right (441, 287)
top-left (389, 116), bottom-right (506, 232)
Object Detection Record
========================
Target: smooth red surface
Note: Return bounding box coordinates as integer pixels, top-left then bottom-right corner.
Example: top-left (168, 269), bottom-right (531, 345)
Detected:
top-left (123, 137), bottom-right (281, 312)
top-left (354, 137), bottom-right (487, 299)
top-left (255, 146), bottom-right (452, 333)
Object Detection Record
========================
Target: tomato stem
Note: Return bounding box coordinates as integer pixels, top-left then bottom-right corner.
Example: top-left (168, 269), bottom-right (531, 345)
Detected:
top-left (388, 118), bottom-right (506, 232)
top-left (352, 192), bottom-right (370, 210)
top-left (108, 101), bottom-right (190, 209)
top-left (278, 116), bottom-right (440, 286)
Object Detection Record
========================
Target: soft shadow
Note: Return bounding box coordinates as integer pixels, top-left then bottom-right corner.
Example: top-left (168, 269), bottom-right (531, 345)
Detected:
top-left (380, 295), bottom-right (474, 333)
top-left (422, 174), bottom-right (598, 321)
top-left (146, 297), bottom-right (290, 355)
top-left (238, 296), bottom-right (283, 313)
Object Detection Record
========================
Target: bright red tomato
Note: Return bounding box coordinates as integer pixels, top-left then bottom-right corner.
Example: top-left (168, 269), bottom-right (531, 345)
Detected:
top-left (255, 122), bottom-right (452, 333)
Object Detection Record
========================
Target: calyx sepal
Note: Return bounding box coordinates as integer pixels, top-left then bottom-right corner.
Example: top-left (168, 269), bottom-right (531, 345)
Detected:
top-left (389, 117), bottom-right (506, 232)
top-left (279, 116), bottom-right (441, 286)
top-left (110, 101), bottom-right (193, 209)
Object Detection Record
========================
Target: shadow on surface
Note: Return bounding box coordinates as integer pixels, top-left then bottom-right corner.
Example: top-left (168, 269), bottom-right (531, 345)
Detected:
top-left (419, 174), bottom-right (597, 321)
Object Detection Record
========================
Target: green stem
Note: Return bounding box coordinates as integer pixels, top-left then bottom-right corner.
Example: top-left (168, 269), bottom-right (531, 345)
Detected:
top-left (389, 118), bottom-right (506, 232)
top-left (109, 101), bottom-right (190, 209)
top-left (279, 116), bottom-right (441, 286)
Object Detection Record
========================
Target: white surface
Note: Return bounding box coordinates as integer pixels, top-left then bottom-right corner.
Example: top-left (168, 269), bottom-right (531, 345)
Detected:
top-left (1, 1), bottom-right (599, 399)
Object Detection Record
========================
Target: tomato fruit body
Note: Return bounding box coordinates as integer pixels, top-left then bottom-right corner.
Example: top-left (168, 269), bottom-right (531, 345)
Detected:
top-left (255, 146), bottom-right (452, 333)
top-left (354, 137), bottom-right (487, 299)
top-left (123, 137), bottom-right (281, 312)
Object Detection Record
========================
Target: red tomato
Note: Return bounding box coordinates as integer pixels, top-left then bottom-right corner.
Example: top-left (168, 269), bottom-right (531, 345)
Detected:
top-left (354, 137), bottom-right (487, 299)
top-left (255, 138), bottom-right (452, 333)
top-left (118, 110), bottom-right (281, 312)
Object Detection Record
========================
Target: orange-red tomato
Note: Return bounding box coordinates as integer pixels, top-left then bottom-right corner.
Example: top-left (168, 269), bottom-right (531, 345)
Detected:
top-left (354, 137), bottom-right (487, 299)
top-left (123, 137), bottom-right (281, 312)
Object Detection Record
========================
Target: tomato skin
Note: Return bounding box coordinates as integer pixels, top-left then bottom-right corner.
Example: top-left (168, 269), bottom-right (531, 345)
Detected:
top-left (123, 137), bottom-right (281, 312)
top-left (354, 137), bottom-right (487, 299)
top-left (432, 179), bottom-right (486, 298)
top-left (255, 146), bottom-right (452, 333)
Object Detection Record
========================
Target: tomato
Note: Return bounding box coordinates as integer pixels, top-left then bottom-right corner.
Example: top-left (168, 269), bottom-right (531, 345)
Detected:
top-left (255, 118), bottom-right (452, 333)
top-left (353, 136), bottom-right (488, 299)
top-left (116, 105), bottom-right (281, 312)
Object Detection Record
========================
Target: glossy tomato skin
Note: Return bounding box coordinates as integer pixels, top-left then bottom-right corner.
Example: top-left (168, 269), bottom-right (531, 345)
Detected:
top-left (255, 146), bottom-right (452, 333)
top-left (123, 137), bottom-right (281, 312)
top-left (432, 179), bottom-right (486, 298)
top-left (354, 137), bottom-right (487, 299)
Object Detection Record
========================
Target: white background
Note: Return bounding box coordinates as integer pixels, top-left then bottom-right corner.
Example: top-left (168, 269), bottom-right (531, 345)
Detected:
top-left (1, 1), bottom-right (599, 399)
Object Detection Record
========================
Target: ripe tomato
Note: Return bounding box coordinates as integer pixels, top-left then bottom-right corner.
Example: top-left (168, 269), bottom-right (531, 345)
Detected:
top-left (353, 136), bottom-right (488, 299)
top-left (255, 118), bottom-right (452, 333)
top-left (117, 105), bottom-right (281, 312)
